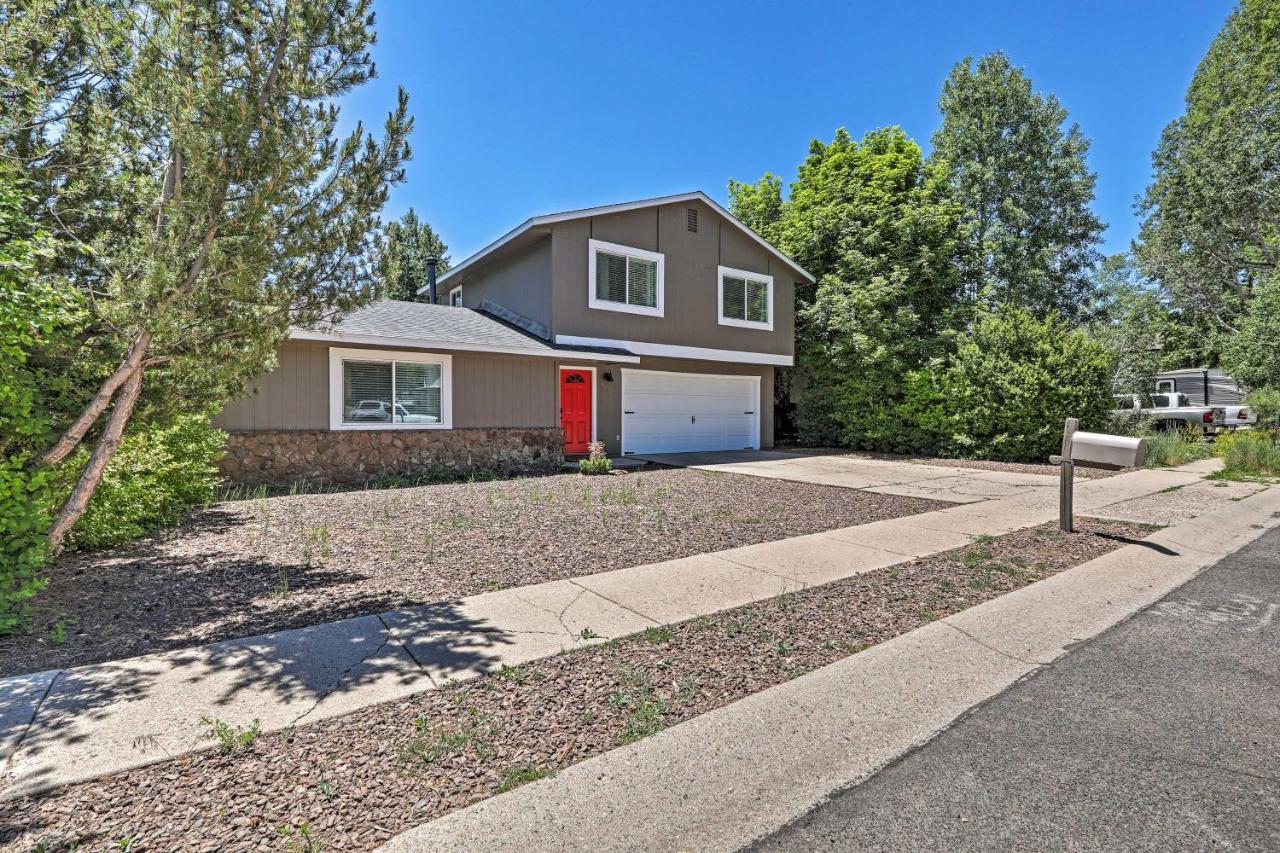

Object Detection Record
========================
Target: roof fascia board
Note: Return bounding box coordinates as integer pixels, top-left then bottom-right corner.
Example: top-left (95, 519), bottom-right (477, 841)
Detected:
top-left (290, 328), bottom-right (639, 363)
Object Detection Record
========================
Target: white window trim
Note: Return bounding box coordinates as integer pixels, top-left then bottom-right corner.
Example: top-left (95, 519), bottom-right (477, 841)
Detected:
top-left (558, 364), bottom-right (597, 445)
top-left (328, 346), bottom-right (454, 431)
top-left (717, 265), bottom-right (774, 331)
top-left (449, 285), bottom-right (463, 307)
top-left (587, 238), bottom-right (665, 317)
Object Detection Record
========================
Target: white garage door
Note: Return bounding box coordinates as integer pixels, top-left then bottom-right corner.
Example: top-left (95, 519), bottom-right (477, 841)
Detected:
top-left (622, 369), bottom-right (759, 455)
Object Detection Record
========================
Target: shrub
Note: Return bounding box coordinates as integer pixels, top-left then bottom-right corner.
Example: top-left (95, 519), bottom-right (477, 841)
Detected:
top-left (0, 169), bottom-right (76, 633)
top-left (897, 308), bottom-right (1114, 461)
top-left (578, 440), bottom-right (613, 476)
top-left (1244, 388), bottom-right (1280, 429)
top-left (1143, 427), bottom-right (1212, 468)
top-left (1216, 429), bottom-right (1280, 478)
top-left (63, 414), bottom-right (227, 550)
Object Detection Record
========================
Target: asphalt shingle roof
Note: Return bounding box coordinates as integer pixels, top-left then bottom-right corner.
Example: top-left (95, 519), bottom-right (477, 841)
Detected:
top-left (299, 300), bottom-right (635, 358)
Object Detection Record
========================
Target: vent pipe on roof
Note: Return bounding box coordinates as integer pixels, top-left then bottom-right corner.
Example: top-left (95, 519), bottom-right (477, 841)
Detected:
top-left (426, 256), bottom-right (438, 304)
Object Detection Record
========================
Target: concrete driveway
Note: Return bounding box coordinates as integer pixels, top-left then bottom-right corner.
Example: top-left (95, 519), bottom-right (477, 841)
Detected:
top-left (633, 450), bottom-right (1063, 504)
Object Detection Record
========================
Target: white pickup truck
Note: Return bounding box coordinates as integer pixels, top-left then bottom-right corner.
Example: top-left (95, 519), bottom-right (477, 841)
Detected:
top-left (1114, 393), bottom-right (1215, 432)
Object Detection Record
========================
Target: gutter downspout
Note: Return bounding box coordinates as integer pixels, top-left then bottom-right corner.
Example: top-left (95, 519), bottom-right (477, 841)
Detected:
top-left (426, 256), bottom-right (438, 304)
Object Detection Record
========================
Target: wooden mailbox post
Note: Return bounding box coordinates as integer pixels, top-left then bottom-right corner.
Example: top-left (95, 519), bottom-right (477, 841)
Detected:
top-left (1049, 418), bottom-right (1147, 532)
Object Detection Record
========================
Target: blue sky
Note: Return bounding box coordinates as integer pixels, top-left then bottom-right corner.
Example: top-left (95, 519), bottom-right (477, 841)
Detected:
top-left (342, 0), bottom-right (1233, 262)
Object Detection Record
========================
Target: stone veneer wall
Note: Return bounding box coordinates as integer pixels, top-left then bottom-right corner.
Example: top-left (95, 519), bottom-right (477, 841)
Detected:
top-left (220, 428), bottom-right (564, 486)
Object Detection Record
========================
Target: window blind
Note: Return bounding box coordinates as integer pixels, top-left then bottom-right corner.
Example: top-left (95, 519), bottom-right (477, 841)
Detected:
top-left (722, 276), bottom-right (747, 320)
top-left (343, 361), bottom-right (393, 423)
top-left (596, 252), bottom-right (627, 303)
top-left (394, 362), bottom-right (442, 423)
top-left (627, 257), bottom-right (658, 307)
top-left (342, 359), bottom-right (442, 425)
top-left (746, 278), bottom-right (769, 324)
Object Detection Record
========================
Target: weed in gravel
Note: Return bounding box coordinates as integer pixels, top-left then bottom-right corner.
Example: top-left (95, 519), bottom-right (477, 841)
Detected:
top-left (401, 711), bottom-right (499, 766)
top-left (270, 567), bottom-right (290, 599)
top-left (50, 620), bottom-right (68, 646)
top-left (497, 764), bottom-right (556, 793)
top-left (619, 697), bottom-right (670, 744)
top-left (317, 779), bottom-right (336, 798)
top-left (774, 639), bottom-right (792, 656)
top-left (201, 717), bottom-right (261, 753)
top-left (493, 664), bottom-right (544, 685)
top-left (641, 626), bottom-right (674, 645)
top-left (300, 524), bottom-right (332, 568)
top-left (773, 590), bottom-right (797, 612)
top-left (600, 484), bottom-right (638, 505)
top-left (110, 836), bottom-right (139, 852)
top-left (277, 822), bottom-right (325, 852)
top-left (580, 627), bottom-right (601, 640)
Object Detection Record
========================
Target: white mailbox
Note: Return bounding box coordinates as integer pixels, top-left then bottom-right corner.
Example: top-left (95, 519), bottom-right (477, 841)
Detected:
top-left (1049, 418), bottom-right (1146, 533)
top-left (1067, 431), bottom-right (1147, 470)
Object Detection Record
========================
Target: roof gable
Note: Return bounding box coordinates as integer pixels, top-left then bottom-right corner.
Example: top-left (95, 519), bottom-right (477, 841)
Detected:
top-left (431, 191), bottom-right (814, 290)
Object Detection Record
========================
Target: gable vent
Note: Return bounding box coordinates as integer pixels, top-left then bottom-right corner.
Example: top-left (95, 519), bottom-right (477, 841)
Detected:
top-left (686, 208), bottom-right (698, 232)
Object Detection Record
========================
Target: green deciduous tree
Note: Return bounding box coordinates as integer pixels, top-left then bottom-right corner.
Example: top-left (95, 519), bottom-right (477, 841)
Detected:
top-left (731, 127), bottom-right (966, 448)
top-left (726, 172), bottom-right (783, 245)
top-left (1222, 276), bottom-right (1280, 391)
top-left (1, 0), bottom-right (412, 551)
top-left (1135, 0), bottom-right (1279, 340)
top-left (932, 52), bottom-right (1104, 320)
top-left (377, 208), bottom-right (451, 302)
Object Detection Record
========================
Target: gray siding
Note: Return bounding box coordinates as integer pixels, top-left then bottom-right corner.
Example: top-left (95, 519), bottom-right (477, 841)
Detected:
top-left (215, 340), bottom-right (556, 432)
top-left (443, 236), bottom-right (553, 335)
top-left (550, 199), bottom-right (797, 358)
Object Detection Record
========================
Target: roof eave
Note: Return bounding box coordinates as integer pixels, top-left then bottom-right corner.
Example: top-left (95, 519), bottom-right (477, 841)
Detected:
top-left (423, 190), bottom-right (814, 292)
top-left (288, 327), bottom-right (640, 363)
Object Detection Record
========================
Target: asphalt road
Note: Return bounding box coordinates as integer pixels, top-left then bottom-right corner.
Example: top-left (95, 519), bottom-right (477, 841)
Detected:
top-left (749, 525), bottom-right (1280, 852)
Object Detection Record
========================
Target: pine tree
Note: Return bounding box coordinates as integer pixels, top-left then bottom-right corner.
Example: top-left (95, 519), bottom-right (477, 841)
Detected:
top-left (377, 209), bottom-right (451, 302)
top-left (0, 0), bottom-right (412, 550)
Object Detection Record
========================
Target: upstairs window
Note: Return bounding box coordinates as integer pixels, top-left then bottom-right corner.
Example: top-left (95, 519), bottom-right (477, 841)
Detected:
top-left (449, 286), bottom-right (463, 307)
top-left (588, 239), bottom-right (664, 317)
top-left (718, 266), bottom-right (773, 331)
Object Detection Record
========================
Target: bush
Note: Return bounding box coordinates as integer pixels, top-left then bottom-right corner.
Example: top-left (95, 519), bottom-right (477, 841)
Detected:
top-left (63, 414), bottom-right (227, 550)
top-left (1244, 388), bottom-right (1280, 429)
top-left (578, 441), bottom-right (613, 476)
top-left (1143, 427), bottom-right (1212, 468)
top-left (0, 169), bottom-right (73, 632)
top-left (1215, 429), bottom-right (1280, 478)
top-left (897, 308), bottom-right (1114, 462)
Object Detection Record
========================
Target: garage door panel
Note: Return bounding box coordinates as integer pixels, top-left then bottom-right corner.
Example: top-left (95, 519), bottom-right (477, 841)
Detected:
top-left (622, 370), bottom-right (759, 455)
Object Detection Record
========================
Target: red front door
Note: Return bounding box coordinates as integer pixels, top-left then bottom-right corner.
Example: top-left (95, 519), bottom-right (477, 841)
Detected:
top-left (560, 368), bottom-right (592, 455)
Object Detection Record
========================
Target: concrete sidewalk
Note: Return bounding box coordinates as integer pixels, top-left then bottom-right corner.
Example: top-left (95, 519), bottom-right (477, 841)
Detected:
top-left (381, 481), bottom-right (1280, 853)
top-left (635, 449), bottom-right (1071, 503)
top-left (0, 460), bottom-right (1228, 798)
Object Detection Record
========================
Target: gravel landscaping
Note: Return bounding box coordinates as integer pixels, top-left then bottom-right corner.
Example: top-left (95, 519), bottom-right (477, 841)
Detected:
top-left (1, 518), bottom-right (1151, 852)
top-left (0, 468), bottom-right (945, 677)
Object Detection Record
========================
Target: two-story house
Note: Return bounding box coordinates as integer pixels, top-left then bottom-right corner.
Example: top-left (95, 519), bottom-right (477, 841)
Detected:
top-left (214, 191), bottom-right (813, 484)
